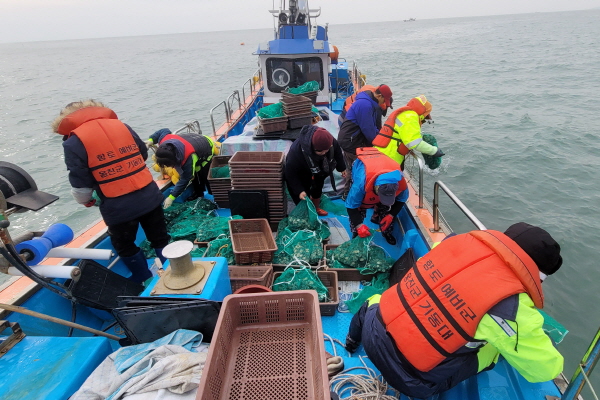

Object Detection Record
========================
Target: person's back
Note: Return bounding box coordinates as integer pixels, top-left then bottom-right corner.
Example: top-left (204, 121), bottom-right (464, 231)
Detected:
top-left (338, 91), bottom-right (383, 154)
top-left (345, 223), bottom-right (563, 398)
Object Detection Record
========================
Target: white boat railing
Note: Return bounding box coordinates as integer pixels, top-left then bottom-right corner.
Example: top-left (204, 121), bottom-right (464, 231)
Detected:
top-left (432, 181), bottom-right (487, 232)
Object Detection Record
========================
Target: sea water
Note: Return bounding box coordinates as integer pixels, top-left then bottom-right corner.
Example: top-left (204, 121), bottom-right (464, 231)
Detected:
top-left (1, 9), bottom-right (600, 390)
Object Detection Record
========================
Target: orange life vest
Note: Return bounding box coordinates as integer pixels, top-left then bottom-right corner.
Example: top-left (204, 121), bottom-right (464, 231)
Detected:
top-left (159, 134), bottom-right (196, 166)
top-left (379, 230), bottom-right (544, 372)
top-left (357, 147), bottom-right (407, 209)
top-left (343, 84), bottom-right (378, 112)
top-left (62, 107), bottom-right (153, 198)
top-left (371, 98), bottom-right (428, 150)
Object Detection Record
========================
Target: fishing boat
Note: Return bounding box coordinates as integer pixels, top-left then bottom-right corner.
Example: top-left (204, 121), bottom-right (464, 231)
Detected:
top-left (0, 1), bottom-right (597, 399)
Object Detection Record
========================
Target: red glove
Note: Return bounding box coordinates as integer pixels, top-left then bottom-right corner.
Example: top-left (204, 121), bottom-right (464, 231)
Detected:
top-left (380, 215), bottom-right (393, 231)
top-left (356, 224), bottom-right (371, 238)
top-left (83, 199), bottom-right (96, 207)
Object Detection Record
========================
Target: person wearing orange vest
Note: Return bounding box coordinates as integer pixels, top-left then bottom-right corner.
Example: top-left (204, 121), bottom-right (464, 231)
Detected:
top-left (149, 128), bottom-right (217, 208)
top-left (345, 148), bottom-right (408, 245)
top-left (372, 95), bottom-right (444, 169)
top-left (53, 100), bottom-right (169, 283)
top-left (345, 222), bottom-right (564, 398)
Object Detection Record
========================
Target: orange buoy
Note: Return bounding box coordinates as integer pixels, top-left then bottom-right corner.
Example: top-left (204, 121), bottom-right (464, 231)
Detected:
top-left (329, 45), bottom-right (339, 63)
top-left (240, 42), bottom-right (245, 45)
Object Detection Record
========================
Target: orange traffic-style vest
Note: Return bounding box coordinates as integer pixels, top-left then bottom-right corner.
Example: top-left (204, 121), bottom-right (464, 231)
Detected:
top-left (379, 230), bottom-right (544, 372)
top-left (159, 134), bottom-right (196, 166)
top-left (371, 101), bottom-right (425, 151)
top-left (343, 84), bottom-right (377, 112)
top-left (59, 107), bottom-right (153, 198)
top-left (357, 147), bottom-right (407, 209)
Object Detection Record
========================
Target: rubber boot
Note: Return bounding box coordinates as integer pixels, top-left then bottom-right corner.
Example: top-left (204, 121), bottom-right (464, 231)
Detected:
top-left (121, 249), bottom-right (152, 283)
top-left (382, 230), bottom-right (397, 246)
top-left (311, 196), bottom-right (328, 216)
top-left (154, 247), bottom-right (167, 265)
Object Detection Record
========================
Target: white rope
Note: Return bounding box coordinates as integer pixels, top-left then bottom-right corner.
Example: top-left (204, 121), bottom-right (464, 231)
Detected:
top-left (323, 333), bottom-right (352, 358)
top-left (329, 356), bottom-right (400, 399)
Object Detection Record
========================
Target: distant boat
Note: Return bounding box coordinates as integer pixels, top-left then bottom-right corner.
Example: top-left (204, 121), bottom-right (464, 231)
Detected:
top-left (404, 17), bottom-right (416, 22)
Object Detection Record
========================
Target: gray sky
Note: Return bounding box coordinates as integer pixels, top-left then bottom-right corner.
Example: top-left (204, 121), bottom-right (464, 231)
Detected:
top-left (1, 0), bottom-right (599, 43)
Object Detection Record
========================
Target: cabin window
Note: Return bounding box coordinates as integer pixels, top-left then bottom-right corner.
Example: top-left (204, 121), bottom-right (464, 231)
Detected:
top-left (266, 57), bottom-right (323, 93)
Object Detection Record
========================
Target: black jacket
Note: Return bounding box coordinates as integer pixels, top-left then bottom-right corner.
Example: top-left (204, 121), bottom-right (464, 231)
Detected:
top-left (63, 124), bottom-right (164, 226)
top-left (285, 125), bottom-right (345, 199)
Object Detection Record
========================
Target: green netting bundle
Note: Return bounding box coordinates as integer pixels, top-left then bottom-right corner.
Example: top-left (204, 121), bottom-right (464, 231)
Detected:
top-left (422, 134), bottom-right (442, 170)
top-left (163, 203), bottom-right (188, 223)
top-left (345, 273), bottom-right (390, 314)
top-left (272, 266), bottom-right (329, 302)
top-left (257, 102), bottom-right (284, 119)
top-left (169, 214), bottom-right (213, 242)
top-left (539, 309), bottom-right (569, 344)
top-left (211, 165), bottom-right (230, 178)
top-left (287, 199), bottom-right (331, 240)
top-left (140, 238), bottom-right (205, 259)
top-left (203, 237), bottom-right (236, 264)
top-left (195, 215), bottom-right (243, 242)
top-left (273, 228), bottom-right (324, 266)
top-left (287, 81), bottom-right (320, 94)
top-left (320, 194), bottom-right (347, 216)
top-left (325, 232), bottom-right (394, 274)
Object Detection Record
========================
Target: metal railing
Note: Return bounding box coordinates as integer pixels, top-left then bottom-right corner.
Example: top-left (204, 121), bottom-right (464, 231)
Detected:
top-left (227, 90), bottom-right (242, 117)
top-left (210, 100), bottom-right (230, 135)
top-left (405, 152), bottom-right (425, 209)
top-left (562, 327), bottom-right (600, 400)
top-left (432, 181), bottom-right (487, 232)
top-left (172, 120), bottom-right (202, 135)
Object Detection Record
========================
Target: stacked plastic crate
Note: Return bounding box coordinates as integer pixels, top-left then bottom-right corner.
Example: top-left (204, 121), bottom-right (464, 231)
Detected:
top-left (282, 93), bottom-right (314, 129)
top-left (229, 151), bottom-right (287, 228)
top-left (206, 155), bottom-right (231, 208)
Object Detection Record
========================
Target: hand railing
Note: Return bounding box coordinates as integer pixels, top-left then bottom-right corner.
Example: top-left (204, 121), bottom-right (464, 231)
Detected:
top-left (562, 327), bottom-right (600, 400)
top-left (432, 181), bottom-right (487, 232)
top-left (210, 101), bottom-right (230, 135)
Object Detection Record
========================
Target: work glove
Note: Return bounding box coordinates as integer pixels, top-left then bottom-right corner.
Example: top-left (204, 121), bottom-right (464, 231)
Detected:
top-left (163, 196), bottom-right (175, 209)
top-left (433, 148), bottom-right (445, 157)
top-left (145, 139), bottom-right (154, 148)
top-left (380, 214), bottom-right (393, 232)
top-left (356, 224), bottom-right (371, 238)
top-left (83, 199), bottom-right (96, 207)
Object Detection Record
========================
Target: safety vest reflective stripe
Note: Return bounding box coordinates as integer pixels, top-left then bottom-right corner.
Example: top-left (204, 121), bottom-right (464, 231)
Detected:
top-left (405, 138), bottom-right (422, 148)
top-left (73, 119), bottom-right (153, 198)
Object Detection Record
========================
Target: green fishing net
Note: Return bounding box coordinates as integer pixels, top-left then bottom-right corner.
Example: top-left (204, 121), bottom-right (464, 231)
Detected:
top-left (211, 165), bottom-right (230, 178)
top-left (344, 273), bottom-right (390, 314)
top-left (195, 215), bottom-right (243, 242)
top-left (273, 228), bottom-right (324, 266)
top-left (325, 232), bottom-right (394, 274)
top-left (140, 239), bottom-right (205, 259)
top-left (422, 134), bottom-right (442, 170)
top-left (538, 309), bottom-right (569, 344)
top-left (272, 266), bottom-right (330, 302)
top-left (287, 81), bottom-right (320, 94)
top-left (203, 237), bottom-right (236, 265)
top-left (286, 198), bottom-right (331, 240)
top-left (320, 194), bottom-right (347, 216)
top-left (257, 102), bottom-right (284, 118)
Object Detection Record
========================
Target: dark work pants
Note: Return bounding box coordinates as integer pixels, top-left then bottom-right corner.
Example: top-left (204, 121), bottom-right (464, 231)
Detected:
top-left (107, 205), bottom-right (170, 257)
top-left (348, 302), bottom-right (480, 398)
top-left (342, 152), bottom-right (358, 198)
top-left (191, 165), bottom-right (211, 198)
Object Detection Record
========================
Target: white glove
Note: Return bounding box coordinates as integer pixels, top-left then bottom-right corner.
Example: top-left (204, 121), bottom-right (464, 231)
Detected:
top-left (163, 196), bottom-right (174, 209)
top-left (145, 139), bottom-right (154, 148)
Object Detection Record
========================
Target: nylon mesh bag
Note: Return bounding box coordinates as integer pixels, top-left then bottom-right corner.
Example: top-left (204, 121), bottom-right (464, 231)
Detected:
top-left (273, 228), bottom-right (324, 266)
top-left (325, 231), bottom-right (394, 274)
top-left (257, 102), bottom-right (284, 118)
top-left (287, 81), bottom-right (320, 94)
top-left (203, 237), bottom-right (236, 265)
top-left (211, 165), bottom-right (230, 178)
top-left (422, 134), bottom-right (442, 170)
top-left (195, 215), bottom-right (242, 242)
top-left (287, 198), bottom-right (331, 241)
top-left (272, 266), bottom-right (330, 302)
top-left (345, 273), bottom-right (390, 314)
top-left (320, 194), bottom-right (347, 216)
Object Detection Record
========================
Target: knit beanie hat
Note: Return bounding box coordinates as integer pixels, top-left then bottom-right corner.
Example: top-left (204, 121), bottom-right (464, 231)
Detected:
top-left (504, 222), bottom-right (563, 275)
top-left (155, 143), bottom-right (177, 167)
top-left (312, 127), bottom-right (334, 151)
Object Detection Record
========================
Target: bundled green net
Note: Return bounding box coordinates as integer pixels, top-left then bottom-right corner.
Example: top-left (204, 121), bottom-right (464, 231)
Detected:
top-left (320, 194), bottom-right (347, 216)
top-left (272, 266), bottom-right (329, 302)
top-left (539, 309), bottom-right (569, 344)
top-left (140, 238), bottom-right (205, 259)
top-left (257, 102), bottom-right (284, 119)
top-left (273, 228), bottom-right (324, 266)
top-left (203, 237), bottom-right (236, 264)
top-left (211, 165), bottom-right (230, 178)
top-left (325, 232), bottom-right (395, 274)
top-left (285, 198), bottom-right (330, 240)
top-left (345, 273), bottom-right (390, 314)
top-left (422, 134), bottom-right (442, 170)
top-left (166, 199), bottom-right (219, 241)
top-left (195, 215), bottom-right (243, 242)
top-left (287, 81), bottom-right (320, 94)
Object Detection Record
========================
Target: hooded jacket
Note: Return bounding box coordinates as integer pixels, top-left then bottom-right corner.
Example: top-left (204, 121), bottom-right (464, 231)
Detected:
top-left (337, 91), bottom-right (383, 154)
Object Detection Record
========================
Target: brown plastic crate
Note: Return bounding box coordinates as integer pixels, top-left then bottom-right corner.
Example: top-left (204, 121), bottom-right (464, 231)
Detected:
top-left (228, 264), bottom-right (274, 292)
top-left (207, 155), bottom-right (231, 180)
top-left (272, 271), bottom-right (339, 316)
top-left (288, 115), bottom-right (313, 129)
top-left (196, 290), bottom-right (329, 400)
top-left (229, 151), bottom-right (284, 165)
top-left (323, 244), bottom-right (375, 281)
top-left (258, 117), bottom-right (288, 133)
top-left (229, 219), bottom-right (277, 264)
